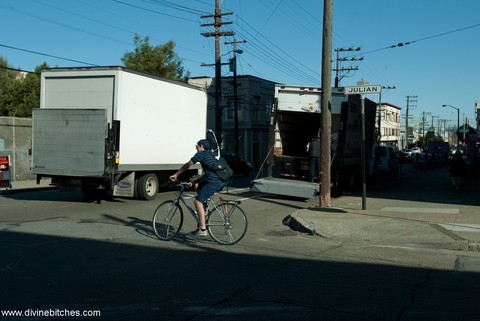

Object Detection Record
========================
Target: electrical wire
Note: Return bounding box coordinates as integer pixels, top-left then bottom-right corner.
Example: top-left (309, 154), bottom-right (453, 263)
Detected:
top-left (229, 16), bottom-right (319, 84)
top-left (112, 0), bottom-right (200, 23)
top-left (0, 3), bottom-right (131, 46)
top-left (346, 22), bottom-right (480, 58)
top-left (0, 43), bottom-right (98, 67)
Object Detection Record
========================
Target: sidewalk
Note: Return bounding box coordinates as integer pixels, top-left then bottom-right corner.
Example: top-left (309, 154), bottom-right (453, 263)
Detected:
top-left (289, 166), bottom-right (480, 252)
top-left (0, 178), bottom-right (57, 194)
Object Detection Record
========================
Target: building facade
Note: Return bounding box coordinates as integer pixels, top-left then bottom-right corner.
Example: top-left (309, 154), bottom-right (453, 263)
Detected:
top-left (189, 75), bottom-right (276, 168)
top-left (377, 102), bottom-right (401, 147)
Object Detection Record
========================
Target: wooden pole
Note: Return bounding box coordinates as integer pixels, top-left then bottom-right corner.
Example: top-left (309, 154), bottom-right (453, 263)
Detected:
top-left (320, 0), bottom-right (333, 207)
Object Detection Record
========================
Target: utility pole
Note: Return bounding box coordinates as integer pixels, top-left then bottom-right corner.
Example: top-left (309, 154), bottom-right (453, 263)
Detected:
top-left (333, 47), bottom-right (363, 87)
top-left (320, 0), bottom-right (333, 207)
top-left (201, 0), bottom-right (234, 145)
top-left (405, 96), bottom-right (417, 147)
top-left (430, 115), bottom-right (439, 132)
top-left (420, 111), bottom-right (431, 147)
top-left (224, 39), bottom-right (246, 156)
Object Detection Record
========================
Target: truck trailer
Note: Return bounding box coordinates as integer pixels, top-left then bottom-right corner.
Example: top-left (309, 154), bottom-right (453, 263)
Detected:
top-left (251, 85), bottom-right (377, 198)
top-left (32, 66), bottom-right (209, 200)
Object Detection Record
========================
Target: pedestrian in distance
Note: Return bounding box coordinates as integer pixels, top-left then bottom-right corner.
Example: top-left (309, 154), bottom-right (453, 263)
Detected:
top-left (448, 150), bottom-right (467, 191)
top-left (306, 135), bottom-right (321, 182)
top-left (169, 139), bottom-right (225, 237)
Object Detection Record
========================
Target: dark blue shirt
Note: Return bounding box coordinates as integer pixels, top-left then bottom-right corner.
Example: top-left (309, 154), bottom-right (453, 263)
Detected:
top-left (191, 150), bottom-right (223, 184)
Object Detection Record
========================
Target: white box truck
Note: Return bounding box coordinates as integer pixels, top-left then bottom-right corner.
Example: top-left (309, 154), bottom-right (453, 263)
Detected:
top-left (251, 85), bottom-right (377, 198)
top-left (32, 66), bottom-right (211, 200)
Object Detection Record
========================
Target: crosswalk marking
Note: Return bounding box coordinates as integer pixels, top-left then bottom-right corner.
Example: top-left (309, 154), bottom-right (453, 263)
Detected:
top-left (437, 223), bottom-right (480, 232)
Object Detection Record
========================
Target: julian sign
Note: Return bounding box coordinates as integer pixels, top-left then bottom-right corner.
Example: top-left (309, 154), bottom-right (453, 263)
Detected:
top-left (344, 85), bottom-right (382, 95)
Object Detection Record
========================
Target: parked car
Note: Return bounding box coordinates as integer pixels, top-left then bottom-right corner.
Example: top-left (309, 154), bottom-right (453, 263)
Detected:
top-left (414, 152), bottom-right (432, 169)
top-left (397, 151), bottom-right (413, 163)
top-left (221, 151), bottom-right (252, 177)
top-left (410, 147), bottom-right (421, 154)
top-left (375, 146), bottom-right (399, 178)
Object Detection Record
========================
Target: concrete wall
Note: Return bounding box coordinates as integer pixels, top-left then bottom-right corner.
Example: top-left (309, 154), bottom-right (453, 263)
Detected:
top-left (0, 117), bottom-right (34, 181)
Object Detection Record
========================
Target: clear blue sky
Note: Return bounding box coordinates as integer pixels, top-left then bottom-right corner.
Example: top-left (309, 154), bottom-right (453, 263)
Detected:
top-left (1, 0), bottom-right (479, 129)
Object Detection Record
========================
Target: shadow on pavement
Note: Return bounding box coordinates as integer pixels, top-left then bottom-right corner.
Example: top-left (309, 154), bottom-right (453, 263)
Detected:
top-left (1, 230), bottom-right (479, 320)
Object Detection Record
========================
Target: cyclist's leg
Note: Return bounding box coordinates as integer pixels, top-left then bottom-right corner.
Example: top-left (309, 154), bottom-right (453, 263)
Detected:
top-left (195, 181), bottom-right (223, 230)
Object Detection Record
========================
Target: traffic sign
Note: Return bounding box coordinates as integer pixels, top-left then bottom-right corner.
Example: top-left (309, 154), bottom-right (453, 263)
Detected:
top-left (459, 129), bottom-right (469, 133)
top-left (344, 85), bottom-right (382, 95)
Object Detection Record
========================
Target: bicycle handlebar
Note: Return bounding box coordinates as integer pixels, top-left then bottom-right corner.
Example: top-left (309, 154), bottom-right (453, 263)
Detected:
top-left (168, 180), bottom-right (192, 189)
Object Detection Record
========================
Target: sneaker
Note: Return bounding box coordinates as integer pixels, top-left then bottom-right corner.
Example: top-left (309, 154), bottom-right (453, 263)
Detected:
top-left (189, 228), bottom-right (208, 238)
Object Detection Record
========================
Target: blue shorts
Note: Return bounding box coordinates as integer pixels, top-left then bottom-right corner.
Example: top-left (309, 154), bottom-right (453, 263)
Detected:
top-left (196, 180), bottom-right (224, 203)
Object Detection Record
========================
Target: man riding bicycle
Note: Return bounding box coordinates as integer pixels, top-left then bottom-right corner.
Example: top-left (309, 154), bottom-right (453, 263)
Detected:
top-left (169, 139), bottom-right (224, 237)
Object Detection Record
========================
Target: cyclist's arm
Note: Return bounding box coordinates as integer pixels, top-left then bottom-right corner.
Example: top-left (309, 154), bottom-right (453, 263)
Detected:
top-left (170, 160), bottom-right (194, 181)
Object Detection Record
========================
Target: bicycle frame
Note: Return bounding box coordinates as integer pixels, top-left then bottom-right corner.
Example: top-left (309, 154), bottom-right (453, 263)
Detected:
top-left (172, 184), bottom-right (231, 224)
top-left (172, 188), bottom-right (200, 224)
top-left (152, 181), bottom-right (247, 245)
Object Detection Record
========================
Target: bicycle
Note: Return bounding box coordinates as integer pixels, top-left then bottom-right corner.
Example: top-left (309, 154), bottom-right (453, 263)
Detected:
top-left (152, 181), bottom-right (247, 245)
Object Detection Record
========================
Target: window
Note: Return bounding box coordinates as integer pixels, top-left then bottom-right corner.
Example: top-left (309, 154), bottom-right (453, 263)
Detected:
top-left (252, 95), bottom-right (260, 121)
top-left (226, 99), bottom-right (243, 120)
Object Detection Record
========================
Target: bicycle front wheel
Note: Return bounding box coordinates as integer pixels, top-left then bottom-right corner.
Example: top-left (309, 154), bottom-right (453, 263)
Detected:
top-left (152, 200), bottom-right (183, 240)
top-left (207, 203), bottom-right (247, 245)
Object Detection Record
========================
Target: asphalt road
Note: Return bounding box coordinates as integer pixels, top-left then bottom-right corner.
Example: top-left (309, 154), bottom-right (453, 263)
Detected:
top-left (1, 168), bottom-right (480, 320)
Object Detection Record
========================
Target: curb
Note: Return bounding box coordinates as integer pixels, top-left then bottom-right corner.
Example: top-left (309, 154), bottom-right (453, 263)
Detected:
top-left (287, 209), bottom-right (480, 253)
top-left (0, 185), bottom-right (58, 195)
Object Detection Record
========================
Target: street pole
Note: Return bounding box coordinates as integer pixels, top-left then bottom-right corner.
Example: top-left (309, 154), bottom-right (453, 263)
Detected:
top-left (405, 96), bottom-right (417, 149)
top-left (360, 95), bottom-right (366, 210)
top-left (232, 54), bottom-right (239, 156)
top-left (457, 109), bottom-right (459, 150)
top-left (442, 105), bottom-right (460, 151)
top-left (344, 83), bottom-right (382, 210)
top-left (319, 0), bottom-right (333, 207)
top-left (214, 1), bottom-right (222, 144)
top-left (225, 39), bottom-right (246, 156)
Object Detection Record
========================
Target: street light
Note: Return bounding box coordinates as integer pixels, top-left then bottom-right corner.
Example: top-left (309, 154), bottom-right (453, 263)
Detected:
top-left (442, 104), bottom-right (460, 150)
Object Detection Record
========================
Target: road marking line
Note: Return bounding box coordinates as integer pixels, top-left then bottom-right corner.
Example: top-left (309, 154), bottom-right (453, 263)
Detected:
top-left (381, 207), bottom-right (459, 214)
top-left (437, 223), bottom-right (480, 232)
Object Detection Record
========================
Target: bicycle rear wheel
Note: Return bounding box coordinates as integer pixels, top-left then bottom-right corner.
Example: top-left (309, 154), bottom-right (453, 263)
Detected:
top-left (207, 203), bottom-right (247, 245)
top-left (153, 200), bottom-right (183, 240)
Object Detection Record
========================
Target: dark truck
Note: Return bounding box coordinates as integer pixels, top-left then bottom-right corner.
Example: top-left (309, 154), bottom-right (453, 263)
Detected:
top-left (251, 85), bottom-right (377, 198)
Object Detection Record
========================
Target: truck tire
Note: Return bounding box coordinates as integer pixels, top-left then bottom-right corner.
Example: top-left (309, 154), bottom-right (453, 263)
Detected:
top-left (137, 173), bottom-right (158, 200)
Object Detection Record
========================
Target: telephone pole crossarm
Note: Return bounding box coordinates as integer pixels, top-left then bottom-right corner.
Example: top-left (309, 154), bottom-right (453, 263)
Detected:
top-left (200, 0), bottom-right (236, 145)
top-left (334, 47), bottom-right (363, 87)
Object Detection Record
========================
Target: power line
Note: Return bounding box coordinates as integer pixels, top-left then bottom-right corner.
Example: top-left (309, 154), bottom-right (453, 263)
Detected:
top-left (231, 16), bottom-right (319, 84)
top-left (0, 43), bottom-right (98, 67)
top-left (31, 0), bottom-right (136, 37)
top-left (113, 0), bottom-right (200, 23)
top-left (0, 3), bottom-right (131, 46)
top-left (347, 22), bottom-right (480, 58)
top-left (142, 0), bottom-right (207, 16)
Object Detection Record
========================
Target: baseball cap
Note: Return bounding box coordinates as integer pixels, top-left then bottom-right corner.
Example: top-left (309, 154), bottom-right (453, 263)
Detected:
top-left (197, 139), bottom-right (211, 149)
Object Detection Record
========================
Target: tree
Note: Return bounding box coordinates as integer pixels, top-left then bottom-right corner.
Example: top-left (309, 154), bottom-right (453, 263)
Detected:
top-left (121, 34), bottom-right (190, 82)
top-left (0, 56), bottom-right (17, 116)
top-left (9, 63), bottom-right (46, 117)
top-left (0, 58), bottom-right (46, 117)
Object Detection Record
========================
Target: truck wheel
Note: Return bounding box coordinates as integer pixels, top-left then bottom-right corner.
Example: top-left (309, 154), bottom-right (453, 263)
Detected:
top-left (137, 173), bottom-right (158, 200)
